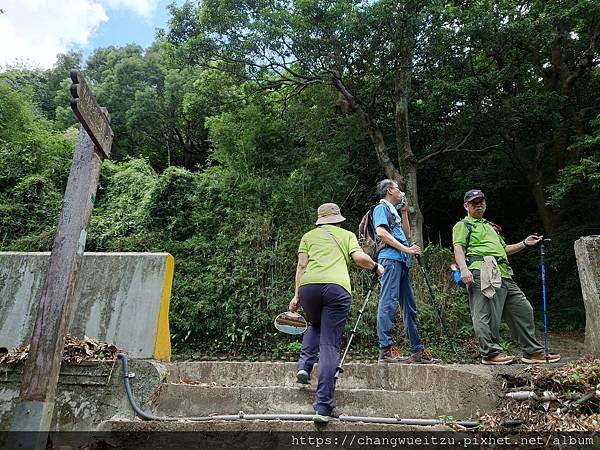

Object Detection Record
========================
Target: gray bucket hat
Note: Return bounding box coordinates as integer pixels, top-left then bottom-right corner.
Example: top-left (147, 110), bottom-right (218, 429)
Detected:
top-left (315, 203), bottom-right (346, 225)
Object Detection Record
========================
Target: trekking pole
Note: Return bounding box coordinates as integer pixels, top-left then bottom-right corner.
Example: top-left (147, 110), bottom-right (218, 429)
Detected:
top-left (415, 255), bottom-right (459, 361)
top-left (540, 239), bottom-right (552, 363)
top-left (335, 273), bottom-right (378, 379)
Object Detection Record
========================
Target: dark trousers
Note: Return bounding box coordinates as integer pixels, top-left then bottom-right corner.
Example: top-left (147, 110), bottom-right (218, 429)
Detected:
top-left (296, 283), bottom-right (351, 415)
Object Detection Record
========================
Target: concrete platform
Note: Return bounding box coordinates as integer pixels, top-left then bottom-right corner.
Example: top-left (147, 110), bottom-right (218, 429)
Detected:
top-left (91, 420), bottom-right (460, 450)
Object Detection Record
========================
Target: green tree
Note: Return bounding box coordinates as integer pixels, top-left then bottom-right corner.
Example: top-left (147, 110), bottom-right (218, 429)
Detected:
top-left (549, 113), bottom-right (600, 204)
top-left (437, 0), bottom-right (600, 236)
top-left (0, 81), bottom-right (74, 248)
top-left (166, 0), bottom-right (462, 244)
top-left (83, 43), bottom-right (217, 170)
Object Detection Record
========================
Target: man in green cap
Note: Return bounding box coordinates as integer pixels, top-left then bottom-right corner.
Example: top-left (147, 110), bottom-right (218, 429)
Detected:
top-left (452, 189), bottom-right (560, 365)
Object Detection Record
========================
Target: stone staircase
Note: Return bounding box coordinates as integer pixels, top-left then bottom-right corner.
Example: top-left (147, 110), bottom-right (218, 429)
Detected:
top-left (88, 361), bottom-right (504, 449)
top-left (4, 359), bottom-right (575, 449)
top-left (149, 362), bottom-right (499, 420)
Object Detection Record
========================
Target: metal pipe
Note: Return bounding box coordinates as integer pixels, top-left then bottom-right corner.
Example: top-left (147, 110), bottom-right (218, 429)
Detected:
top-left (559, 392), bottom-right (595, 414)
top-left (117, 354), bottom-right (480, 427)
top-left (336, 274), bottom-right (378, 379)
top-left (505, 391), bottom-right (557, 401)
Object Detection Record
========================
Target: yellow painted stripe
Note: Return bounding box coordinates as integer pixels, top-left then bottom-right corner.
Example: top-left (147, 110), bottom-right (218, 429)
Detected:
top-left (153, 253), bottom-right (174, 361)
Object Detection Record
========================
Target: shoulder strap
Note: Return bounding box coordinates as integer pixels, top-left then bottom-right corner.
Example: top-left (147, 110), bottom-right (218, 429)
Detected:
top-left (367, 204), bottom-right (378, 237)
top-left (487, 220), bottom-right (503, 234)
top-left (320, 227), bottom-right (350, 266)
top-left (461, 219), bottom-right (502, 254)
top-left (461, 219), bottom-right (473, 254)
top-left (378, 201), bottom-right (397, 228)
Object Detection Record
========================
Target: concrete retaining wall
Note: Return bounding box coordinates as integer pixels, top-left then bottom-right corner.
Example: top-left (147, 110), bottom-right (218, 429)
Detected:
top-left (0, 252), bottom-right (174, 360)
top-left (0, 360), bottom-right (165, 431)
top-left (575, 236), bottom-right (600, 355)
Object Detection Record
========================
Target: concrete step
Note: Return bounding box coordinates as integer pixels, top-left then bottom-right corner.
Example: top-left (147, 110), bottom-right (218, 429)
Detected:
top-left (1, 358), bottom-right (569, 433)
top-left (166, 361), bottom-right (495, 391)
top-left (105, 418), bottom-right (453, 432)
top-left (154, 384), bottom-right (434, 418)
top-left (92, 419), bottom-right (456, 450)
top-left (154, 362), bottom-right (500, 420)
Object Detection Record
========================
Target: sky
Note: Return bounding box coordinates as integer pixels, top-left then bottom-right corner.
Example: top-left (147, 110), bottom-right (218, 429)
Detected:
top-left (0, 0), bottom-right (185, 70)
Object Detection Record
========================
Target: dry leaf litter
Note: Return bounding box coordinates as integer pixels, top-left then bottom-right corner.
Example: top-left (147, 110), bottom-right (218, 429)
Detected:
top-left (0, 335), bottom-right (119, 365)
top-left (479, 356), bottom-right (600, 432)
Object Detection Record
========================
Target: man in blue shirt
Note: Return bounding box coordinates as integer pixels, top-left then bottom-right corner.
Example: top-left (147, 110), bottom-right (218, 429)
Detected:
top-left (374, 179), bottom-right (438, 363)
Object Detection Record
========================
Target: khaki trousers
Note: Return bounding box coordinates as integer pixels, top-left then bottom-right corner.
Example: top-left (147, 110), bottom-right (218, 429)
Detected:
top-left (468, 271), bottom-right (544, 358)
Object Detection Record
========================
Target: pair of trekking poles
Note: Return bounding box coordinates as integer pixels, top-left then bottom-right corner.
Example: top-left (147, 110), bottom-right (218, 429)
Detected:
top-left (335, 253), bottom-right (458, 379)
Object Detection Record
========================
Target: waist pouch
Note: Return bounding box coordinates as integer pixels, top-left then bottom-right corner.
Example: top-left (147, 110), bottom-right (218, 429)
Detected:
top-left (466, 255), bottom-right (514, 276)
top-left (451, 255), bottom-right (513, 289)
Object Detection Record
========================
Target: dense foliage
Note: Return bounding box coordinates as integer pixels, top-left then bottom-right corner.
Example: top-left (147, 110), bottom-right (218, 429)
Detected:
top-left (1, 0), bottom-right (598, 358)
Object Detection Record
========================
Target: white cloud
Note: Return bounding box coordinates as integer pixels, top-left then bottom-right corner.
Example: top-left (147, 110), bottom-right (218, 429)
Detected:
top-left (0, 0), bottom-right (159, 70)
top-left (103, 0), bottom-right (158, 18)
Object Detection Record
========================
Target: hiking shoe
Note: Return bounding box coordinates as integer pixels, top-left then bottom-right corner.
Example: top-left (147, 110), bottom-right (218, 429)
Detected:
top-left (378, 346), bottom-right (408, 363)
top-left (481, 353), bottom-right (514, 365)
top-left (406, 348), bottom-right (441, 364)
top-left (296, 369), bottom-right (310, 384)
top-left (312, 411), bottom-right (339, 424)
top-left (521, 352), bottom-right (561, 364)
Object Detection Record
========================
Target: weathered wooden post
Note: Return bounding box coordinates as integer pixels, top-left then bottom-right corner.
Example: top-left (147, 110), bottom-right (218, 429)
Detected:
top-left (8, 71), bottom-right (113, 448)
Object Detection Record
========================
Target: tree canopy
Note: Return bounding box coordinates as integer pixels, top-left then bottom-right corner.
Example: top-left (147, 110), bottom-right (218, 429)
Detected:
top-left (1, 0), bottom-right (598, 356)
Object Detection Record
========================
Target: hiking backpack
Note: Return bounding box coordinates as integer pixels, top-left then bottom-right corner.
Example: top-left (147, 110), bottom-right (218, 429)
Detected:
top-left (357, 203), bottom-right (397, 259)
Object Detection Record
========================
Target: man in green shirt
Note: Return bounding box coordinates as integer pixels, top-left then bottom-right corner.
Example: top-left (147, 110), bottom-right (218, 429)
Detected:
top-left (452, 189), bottom-right (560, 365)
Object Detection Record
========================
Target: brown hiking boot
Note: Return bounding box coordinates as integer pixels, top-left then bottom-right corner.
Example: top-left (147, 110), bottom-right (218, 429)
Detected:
top-left (378, 346), bottom-right (408, 363)
top-left (481, 353), bottom-right (514, 365)
top-left (406, 348), bottom-right (441, 364)
top-left (521, 352), bottom-right (561, 364)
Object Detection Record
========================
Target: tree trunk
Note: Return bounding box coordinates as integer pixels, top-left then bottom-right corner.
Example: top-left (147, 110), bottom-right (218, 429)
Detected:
top-left (394, 44), bottom-right (423, 246)
top-left (330, 75), bottom-right (403, 185)
top-left (330, 60), bottom-right (424, 245)
top-left (510, 139), bottom-right (561, 237)
top-left (526, 165), bottom-right (560, 237)
top-left (521, 15), bottom-right (600, 235)
top-left (363, 111), bottom-right (403, 182)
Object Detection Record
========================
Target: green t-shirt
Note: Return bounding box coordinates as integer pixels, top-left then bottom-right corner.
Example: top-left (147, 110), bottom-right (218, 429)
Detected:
top-left (452, 216), bottom-right (512, 279)
top-left (298, 224), bottom-right (362, 294)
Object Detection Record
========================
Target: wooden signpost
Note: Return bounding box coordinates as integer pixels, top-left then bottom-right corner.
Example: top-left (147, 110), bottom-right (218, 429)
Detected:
top-left (70, 71), bottom-right (112, 158)
top-left (8, 71), bottom-right (113, 449)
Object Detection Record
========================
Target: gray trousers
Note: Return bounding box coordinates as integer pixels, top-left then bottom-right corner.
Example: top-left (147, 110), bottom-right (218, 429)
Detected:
top-left (468, 271), bottom-right (544, 358)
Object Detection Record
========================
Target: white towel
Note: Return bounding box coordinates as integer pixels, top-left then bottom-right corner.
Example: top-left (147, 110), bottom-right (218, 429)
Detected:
top-left (480, 256), bottom-right (502, 299)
